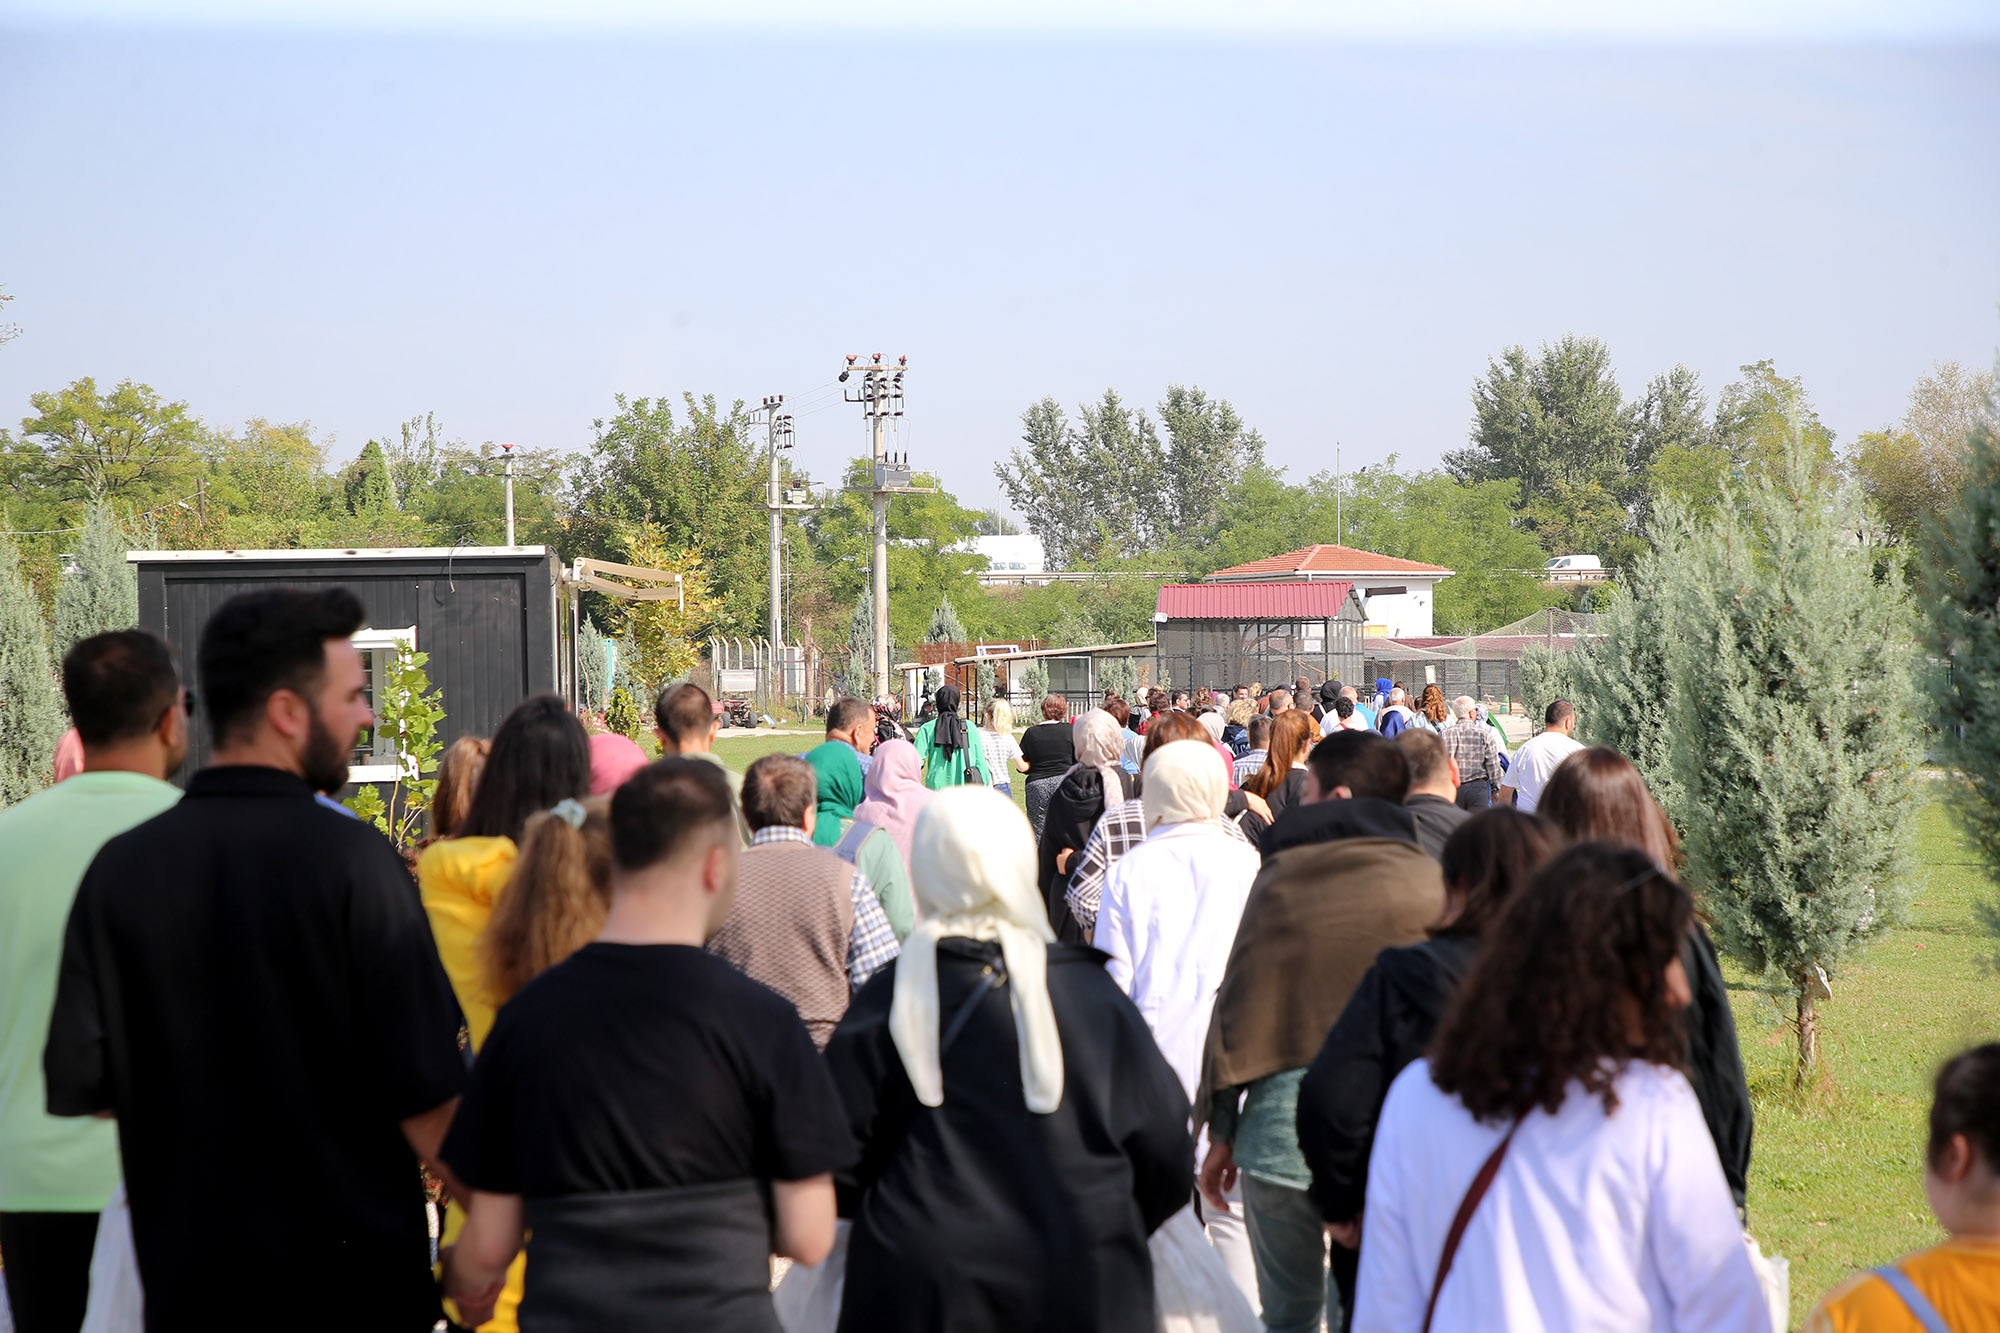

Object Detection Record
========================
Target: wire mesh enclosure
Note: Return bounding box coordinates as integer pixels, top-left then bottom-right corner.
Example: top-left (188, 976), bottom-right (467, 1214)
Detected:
top-left (1156, 615), bottom-right (1365, 696)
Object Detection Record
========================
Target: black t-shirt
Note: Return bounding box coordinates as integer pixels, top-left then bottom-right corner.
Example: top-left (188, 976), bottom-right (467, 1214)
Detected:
top-left (44, 766), bottom-right (466, 1332)
top-left (443, 943), bottom-right (855, 1198)
top-left (1020, 721), bottom-right (1075, 784)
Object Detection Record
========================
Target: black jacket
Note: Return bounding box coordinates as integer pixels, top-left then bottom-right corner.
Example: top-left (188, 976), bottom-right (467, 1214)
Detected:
top-left (1683, 925), bottom-right (1754, 1207)
top-left (1039, 768), bottom-right (1137, 944)
top-left (1296, 933), bottom-right (1479, 1223)
top-left (1403, 793), bottom-right (1469, 861)
top-left (826, 939), bottom-right (1192, 1333)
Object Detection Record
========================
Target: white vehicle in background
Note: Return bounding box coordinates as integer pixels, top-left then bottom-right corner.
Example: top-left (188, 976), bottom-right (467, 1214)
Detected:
top-left (1543, 554), bottom-right (1608, 584)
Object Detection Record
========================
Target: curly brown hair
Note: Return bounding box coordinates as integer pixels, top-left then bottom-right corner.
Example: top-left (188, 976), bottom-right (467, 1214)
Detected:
top-left (1419, 683), bottom-right (1449, 725)
top-left (1537, 747), bottom-right (1681, 870)
top-left (1428, 842), bottom-right (1693, 1122)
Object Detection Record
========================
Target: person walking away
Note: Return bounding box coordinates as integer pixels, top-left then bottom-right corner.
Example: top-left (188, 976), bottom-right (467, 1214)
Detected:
top-left (478, 798), bottom-right (615, 1011)
top-left (43, 588), bottom-right (467, 1332)
top-left (1295, 810), bottom-right (1559, 1325)
top-left (440, 760), bottom-right (852, 1330)
top-left (0, 632), bottom-right (186, 1333)
top-left (1411, 684), bottom-right (1448, 735)
top-left (1807, 1042), bottom-right (2000, 1331)
top-left (1440, 696), bottom-right (1501, 810)
top-left (1097, 742), bottom-right (1266, 1322)
top-left (982, 696), bottom-right (1022, 797)
top-left (1395, 730), bottom-right (1467, 860)
top-left (1198, 731), bottom-right (1444, 1332)
top-left (1537, 747), bottom-right (1754, 1210)
top-left (872, 695), bottom-right (911, 747)
top-left (706, 755), bottom-right (900, 1048)
top-left (1233, 714), bottom-right (1272, 786)
top-left (851, 738), bottom-right (933, 886)
top-left (1353, 844), bottom-right (1768, 1330)
top-left (586, 733), bottom-right (646, 797)
top-left (822, 696), bottom-right (878, 777)
top-left (1062, 712), bottom-right (1258, 941)
top-left (1038, 709), bottom-right (1137, 944)
top-left (1021, 694), bottom-right (1076, 837)
top-left (1369, 678), bottom-right (1393, 720)
top-left (1374, 688), bottom-right (1417, 739)
top-left (913, 682), bottom-right (991, 790)
top-left (1294, 679), bottom-right (1323, 725)
top-left (1497, 699), bottom-right (1582, 813)
top-left (819, 787), bottom-right (1196, 1333)
top-left (1241, 711), bottom-right (1316, 834)
top-left (656, 682), bottom-right (750, 839)
top-left (1120, 699), bottom-right (1148, 773)
top-left (1222, 700), bottom-right (1255, 759)
top-left (811, 741), bottom-right (916, 943)
top-left (427, 736), bottom-right (491, 842)
top-left (418, 696), bottom-right (591, 1050)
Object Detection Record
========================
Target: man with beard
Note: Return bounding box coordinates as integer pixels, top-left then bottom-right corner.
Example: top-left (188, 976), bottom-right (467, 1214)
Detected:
top-left (44, 588), bottom-right (467, 1333)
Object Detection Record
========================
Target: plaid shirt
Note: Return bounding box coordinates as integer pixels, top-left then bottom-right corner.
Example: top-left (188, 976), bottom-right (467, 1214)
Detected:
top-left (1065, 797), bottom-right (1253, 938)
top-left (748, 826), bottom-right (900, 987)
top-left (1440, 717), bottom-right (1502, 788)
top-left (1232, 749), bottom-right (1268, 786)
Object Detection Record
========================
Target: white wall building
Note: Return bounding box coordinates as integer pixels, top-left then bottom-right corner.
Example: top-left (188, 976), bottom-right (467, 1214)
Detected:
top-left (1202, 543), bottom-right (1453, 638)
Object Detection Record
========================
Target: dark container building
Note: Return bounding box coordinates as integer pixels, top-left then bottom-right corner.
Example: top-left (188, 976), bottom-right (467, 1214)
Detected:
top-left (131, 546), bottom-right (560, 788)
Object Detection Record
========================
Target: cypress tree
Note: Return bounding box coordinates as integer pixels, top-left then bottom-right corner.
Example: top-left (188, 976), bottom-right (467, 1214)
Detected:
top-left (1923, 404), bottom-right (2000, 935)
top-left (1516, 642), bottom-right (1587, 719)
top-left (841, 587), bottom-right (875, 699)
top-left (578, 616), bottom-right (610, 715)
top-left (924, 594), bottom-right (967, 647)
top-left (1667, 427), bottom-right (1923, 1085)
top-left (53, 500), bottom-right (139, 654)
top-left (0, 529), bottom-right (66, 807)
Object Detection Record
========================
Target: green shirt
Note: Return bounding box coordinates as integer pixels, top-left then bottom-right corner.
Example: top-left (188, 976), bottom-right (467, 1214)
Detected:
top-left (0, 770), bottom-right (181, 1211)
top-left (1208, 1068), bottom-right (1311, 1190)
top-left (849, 824), bottom-right (915, 943)
top-left (913, 719), bottom-right (993, 791)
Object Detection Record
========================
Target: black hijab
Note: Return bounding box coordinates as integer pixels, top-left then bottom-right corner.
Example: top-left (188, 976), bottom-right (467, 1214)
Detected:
top-left (932, 681), bottom-right (969, 756)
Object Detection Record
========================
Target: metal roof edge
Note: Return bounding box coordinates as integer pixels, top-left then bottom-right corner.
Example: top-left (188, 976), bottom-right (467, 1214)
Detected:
top-left (126, 546), bottom-right (551, 563)
top-left (946, 639), bottom-right (1157, 663)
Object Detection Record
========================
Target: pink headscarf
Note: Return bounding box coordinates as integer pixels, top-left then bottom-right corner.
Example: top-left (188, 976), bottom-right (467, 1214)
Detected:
top-left (588, 733), bottom-right (648, 796)
top-left (854, 738), bottom-right (932, 864)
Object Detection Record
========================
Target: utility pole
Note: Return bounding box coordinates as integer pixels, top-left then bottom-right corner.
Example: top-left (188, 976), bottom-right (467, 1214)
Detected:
top-left (841, 354), bottom-right (920, 700)
top-left (1335, 443), bottom-right (1341, 546)
top-left (760, 396), bottom-right (796, 681)
top-left (500, 443), bottom-right (517, 547)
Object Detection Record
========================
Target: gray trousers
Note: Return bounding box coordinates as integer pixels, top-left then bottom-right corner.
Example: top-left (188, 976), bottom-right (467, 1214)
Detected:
top-left (1025, 776), bottom-right (1063, 843)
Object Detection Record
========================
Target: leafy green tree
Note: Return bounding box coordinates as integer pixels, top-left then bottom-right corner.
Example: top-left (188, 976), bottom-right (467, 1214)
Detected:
top-left (1447, 335), bottom-right (1638, 516)
top-left (1021, 658), bottom-right (1050, 707)
top-left (7, 378), bottom-right (207, 509)
top-left (925, 594), bottom-right (967, 647)
top-left (812, 460), bottom-right (983, 650)
top-left (972, 509), bottom-right (1022, 536)
top-left (564, 394), bottom-right (766, 635)
top-left (1712, 360), bottom-right (1837, 481)
top-left (1923, 400), bottom-right (2000, 938)
top-left (0, 528), bottom-right (65, 807)
top-left (1097, 654), bottom-right (1140, 705)
top-left (1667, 428), bottom-right (1922, 1085)
top-left (1156, 385), bottom-right (1265, 534)
top-left (343, 439), bottom-right (398, 516)
top-left (1517, 642), bottom-right (1589, 719)
top-left (1852, 360), bottom-right (1997, 551)
top-left (52, 500), bottom-right (138, 653)
top-left (997, 390), bottom-right (1164, 567)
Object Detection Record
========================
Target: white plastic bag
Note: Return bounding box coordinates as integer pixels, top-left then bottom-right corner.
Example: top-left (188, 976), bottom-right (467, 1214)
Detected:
top-left (81, 1184), bottom-right (144, 1333)
top-left (1743, 1232), bottom-right (1789, 1333)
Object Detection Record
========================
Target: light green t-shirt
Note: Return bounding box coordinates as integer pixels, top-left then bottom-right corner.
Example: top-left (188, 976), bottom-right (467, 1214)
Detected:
top-left (0, 770), bottom-right (181, 1211)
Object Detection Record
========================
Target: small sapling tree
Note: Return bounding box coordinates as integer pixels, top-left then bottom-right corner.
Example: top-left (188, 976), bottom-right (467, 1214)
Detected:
top-left (345, 646), bottom-right (445, 850)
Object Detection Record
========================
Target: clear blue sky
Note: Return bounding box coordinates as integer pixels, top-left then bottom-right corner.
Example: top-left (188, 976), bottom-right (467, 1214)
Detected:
top-left (1, 3), bottom-right (1996, 516)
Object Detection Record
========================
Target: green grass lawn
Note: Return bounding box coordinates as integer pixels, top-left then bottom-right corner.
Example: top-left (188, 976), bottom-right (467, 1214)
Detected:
top-left (714, 739), bottom-right (1998, 1328)
top-left (1731, 797), bottom-right (2000, 1327)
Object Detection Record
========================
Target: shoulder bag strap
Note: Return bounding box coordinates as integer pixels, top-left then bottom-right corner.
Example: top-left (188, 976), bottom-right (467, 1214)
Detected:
top-left (1422, 1120), bottom-right (1520, 1333)
top-left (1872, 1265), bottom-right (1954, 1333)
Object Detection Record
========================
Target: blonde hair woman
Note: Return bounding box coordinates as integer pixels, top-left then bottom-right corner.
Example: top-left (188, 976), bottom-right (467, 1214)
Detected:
top-left (982, 696), bottom-right (1022, 799)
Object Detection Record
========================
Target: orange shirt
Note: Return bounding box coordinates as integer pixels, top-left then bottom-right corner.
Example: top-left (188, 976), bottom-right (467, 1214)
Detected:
top-left (1807, 1238), bottom-right (2000, 1333)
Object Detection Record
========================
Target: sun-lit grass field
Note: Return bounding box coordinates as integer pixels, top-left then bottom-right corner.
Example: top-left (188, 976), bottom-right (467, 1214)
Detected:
top-left (714, 736), bottom-right (2000, 1329)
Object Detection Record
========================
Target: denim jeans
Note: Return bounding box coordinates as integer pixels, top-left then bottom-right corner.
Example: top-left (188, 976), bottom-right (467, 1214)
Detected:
top-left (1241, 1175), bottom-right (1341, 1333)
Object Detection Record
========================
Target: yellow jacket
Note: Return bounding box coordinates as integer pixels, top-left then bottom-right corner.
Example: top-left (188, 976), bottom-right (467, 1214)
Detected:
top-left (415, 835), bottom-right (524, 1332)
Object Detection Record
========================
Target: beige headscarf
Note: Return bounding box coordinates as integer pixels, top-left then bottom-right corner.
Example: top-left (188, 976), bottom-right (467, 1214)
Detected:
top-left (1142, 739), bottom-right (1229, 831)
top-left (889, 785), bottom-right (1065, 1114)
top-left (1068, 708), bottom-right (1127, 798)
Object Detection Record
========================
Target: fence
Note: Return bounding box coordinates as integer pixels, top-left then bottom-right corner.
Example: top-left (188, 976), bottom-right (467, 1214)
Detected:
top-left (1363, 608), bottom-right (1601, 712)
top-left (706, 636), bottom-right (834, 718)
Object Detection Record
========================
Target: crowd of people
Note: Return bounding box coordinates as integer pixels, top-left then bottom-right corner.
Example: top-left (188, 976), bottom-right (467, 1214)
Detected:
top-left (0, 597), bottom-right (1997, 1333)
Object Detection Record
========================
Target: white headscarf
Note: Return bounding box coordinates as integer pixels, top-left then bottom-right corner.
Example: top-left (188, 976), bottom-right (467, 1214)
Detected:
top-left (1142, 739), bottom-right (1229, 831)
top-left (1196, 710), bottom-right (1226, 744)
top-left (889, 786), bottom-right (1065, 1114)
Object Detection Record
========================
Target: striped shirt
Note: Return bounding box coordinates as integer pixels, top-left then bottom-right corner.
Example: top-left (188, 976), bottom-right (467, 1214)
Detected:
top-left (981, 727), bottom-right (1022, 785)
top-left (1233, 749), bottom-right (1269, 786)
top-left (747, 826), bottom-right (900, 987)
top-left (1066, 798), bottom-right (1253, 938)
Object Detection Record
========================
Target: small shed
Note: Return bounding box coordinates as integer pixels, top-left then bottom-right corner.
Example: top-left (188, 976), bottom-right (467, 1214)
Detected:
top-left (130, 547), bottom-right (560, 786)
top-left (1154, 580), bottom-right (1366, 696)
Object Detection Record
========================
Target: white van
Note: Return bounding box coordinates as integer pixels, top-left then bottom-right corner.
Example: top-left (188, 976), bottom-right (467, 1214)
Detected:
top-left (1544, 555), bottom-right (1603, 573)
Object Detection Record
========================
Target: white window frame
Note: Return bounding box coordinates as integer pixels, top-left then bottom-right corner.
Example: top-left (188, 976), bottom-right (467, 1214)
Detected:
top-left (350, 626), bottom-right (418, 784)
